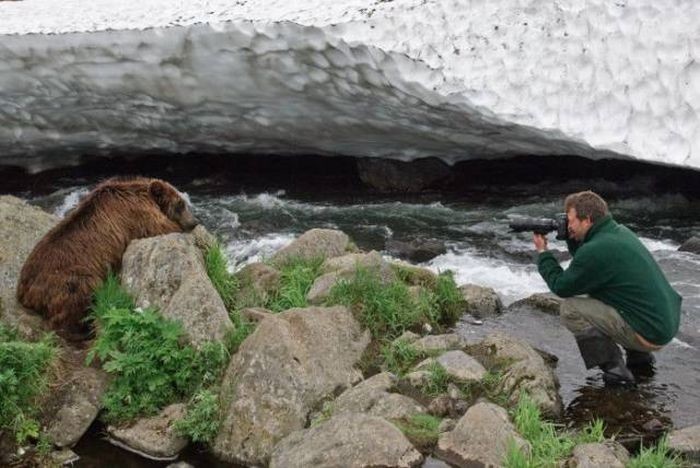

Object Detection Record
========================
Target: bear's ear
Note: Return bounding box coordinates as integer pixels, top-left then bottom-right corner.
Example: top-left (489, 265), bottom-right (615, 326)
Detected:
top-left (148, 180), bottom-right (169, 208)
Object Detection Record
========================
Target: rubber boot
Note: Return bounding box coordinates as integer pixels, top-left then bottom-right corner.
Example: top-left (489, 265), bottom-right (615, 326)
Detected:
top-left (625, 348), bottom-right (656, 379)
top-left (574, 328), bottom-right (635, 386)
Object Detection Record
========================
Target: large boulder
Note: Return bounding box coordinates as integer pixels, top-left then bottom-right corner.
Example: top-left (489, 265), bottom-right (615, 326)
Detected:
top-left (460, 284), bottom-right (503, 318)
top-left (271, 229), bottom-right (350, 267)
top-left (212, 306), bottom-right (369, 466)
top-left (333, 372), bottom-right (426, 420)
top-left (269, 413), bottom-right (423, 468)
top-left (120, 232), bottom-right (233, 348)
top-left (678, 236), bottom-right (700, 254)
top-left (356, 157), bottom-right (451, 193)
top-left (435, 401), bottom-right (529, 468)
top-left (0, 196), bottom-right (57, 339)
top-left (107, 404), bottom-right (188, 461)
top-left (469, 332), bottom-right (563, 418)
top-left (668, 424), bottom-right (700, 462)
top-left (385, 238), bottom-right (447, 263)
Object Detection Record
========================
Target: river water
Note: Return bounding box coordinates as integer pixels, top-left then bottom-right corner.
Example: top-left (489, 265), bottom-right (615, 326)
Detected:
top-left (17, 170), bottom-right (700, 464)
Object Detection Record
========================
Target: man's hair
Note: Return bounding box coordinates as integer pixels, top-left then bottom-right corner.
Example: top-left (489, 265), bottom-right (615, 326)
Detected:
top-left (564, 191), bottom-right (609, 222)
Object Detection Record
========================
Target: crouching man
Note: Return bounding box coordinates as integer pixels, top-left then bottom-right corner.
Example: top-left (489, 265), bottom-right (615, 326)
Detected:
top-left (534, 191), bottom-right (681, 385)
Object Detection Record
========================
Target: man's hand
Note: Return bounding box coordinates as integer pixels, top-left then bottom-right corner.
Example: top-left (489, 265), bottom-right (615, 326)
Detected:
top-left (533, 233), bottom-right (548, 253)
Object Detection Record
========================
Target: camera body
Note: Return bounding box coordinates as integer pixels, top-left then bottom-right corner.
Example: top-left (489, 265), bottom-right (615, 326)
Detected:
top-left (509, 213), bottom-right (569, 240)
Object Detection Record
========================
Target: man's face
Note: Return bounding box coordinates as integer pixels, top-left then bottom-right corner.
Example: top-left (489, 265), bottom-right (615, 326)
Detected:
top-left (567, 208), bottom-right (593, 241)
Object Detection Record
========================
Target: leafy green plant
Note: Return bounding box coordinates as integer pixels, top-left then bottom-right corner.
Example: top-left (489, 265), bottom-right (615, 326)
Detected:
top-left (395, 413), bottom-right (442, 448)
top-left (627, 436), bottom-right (683, 468)
top-left (266, 256), bottom-right (324, 312)
top-left (433, 271), bottom-right (465, 324)
top-left (174, 388), bottom-right (221, 444)
top-left (0, 325), bottom-right (56, 444)
top-left (88, 273), bottom-right (229, 422)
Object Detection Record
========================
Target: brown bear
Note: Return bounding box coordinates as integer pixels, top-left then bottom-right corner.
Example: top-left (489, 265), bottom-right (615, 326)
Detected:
top-left (16, 177), bottom-right (199, 340)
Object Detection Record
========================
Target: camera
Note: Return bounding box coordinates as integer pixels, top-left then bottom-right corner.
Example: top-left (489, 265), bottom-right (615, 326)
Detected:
top-left (509, 213), bottom-right (569, 240)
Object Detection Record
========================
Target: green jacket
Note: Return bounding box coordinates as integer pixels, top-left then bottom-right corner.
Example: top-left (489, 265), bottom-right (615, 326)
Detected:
top-left (538, 215), bottom-right (681, 345)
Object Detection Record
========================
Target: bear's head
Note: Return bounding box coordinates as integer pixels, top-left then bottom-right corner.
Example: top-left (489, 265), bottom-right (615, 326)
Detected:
top-left (149, 180), bottom-right (199, 231)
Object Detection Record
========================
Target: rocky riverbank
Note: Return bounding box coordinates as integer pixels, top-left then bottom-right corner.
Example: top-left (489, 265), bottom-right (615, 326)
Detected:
top-left (1, 195), bottom-right (698, 467)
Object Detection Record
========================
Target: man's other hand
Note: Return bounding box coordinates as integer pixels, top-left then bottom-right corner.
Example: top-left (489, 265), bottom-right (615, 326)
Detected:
top-left (534, 233), bottom-right (548, 253)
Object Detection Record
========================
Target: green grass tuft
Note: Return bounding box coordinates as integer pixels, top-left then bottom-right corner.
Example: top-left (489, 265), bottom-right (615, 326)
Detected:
top-left (395, 413), bottom-right (442, 448)
top-left (88, 273), bottom-right (229, 423)
top-left (506, 393), bottom-right (610, 468)
top-left (266, 256), bottom-right (324, 313)
top-left (327, 267), bottom-right (463, 340)
top-left (174, 388), bottom-right (221, 444)
top-left (627, 436), bottom-right (684, 468)
top-left (205, 243), bottom-right (239, 312)
top-left (422, 362), bottom-right (451, 397)
top-left (0, 324), bottom-right (57, 444)
top-left (381, 338), bottom-right (422, 376)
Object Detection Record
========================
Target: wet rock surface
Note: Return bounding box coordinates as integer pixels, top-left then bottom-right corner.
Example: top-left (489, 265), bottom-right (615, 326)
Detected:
top-left (668, 424), bottom-right (700, 462)
top-left (107, 404), bottom-right (188, 460)
top-left (460, 284), bottom-right (503, 318)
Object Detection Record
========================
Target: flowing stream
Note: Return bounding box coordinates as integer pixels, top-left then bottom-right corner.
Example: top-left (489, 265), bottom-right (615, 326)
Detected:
top-left (19, 172), bottom-right (700, 465)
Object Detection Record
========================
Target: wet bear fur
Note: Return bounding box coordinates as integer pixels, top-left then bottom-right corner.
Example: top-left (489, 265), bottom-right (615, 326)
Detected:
top-left (16, 177), bottom-right (198, 340)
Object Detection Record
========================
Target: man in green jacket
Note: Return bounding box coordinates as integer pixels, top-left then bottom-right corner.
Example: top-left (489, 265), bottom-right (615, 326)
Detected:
top-left (534, 191), bottom-right (681, 385)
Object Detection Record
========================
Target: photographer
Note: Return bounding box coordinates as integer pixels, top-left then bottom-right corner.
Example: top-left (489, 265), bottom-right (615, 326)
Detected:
top-left (534, 191), bottom-right (681, 385)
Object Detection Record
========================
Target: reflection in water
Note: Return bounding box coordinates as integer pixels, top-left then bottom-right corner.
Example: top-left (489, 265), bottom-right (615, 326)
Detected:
top-left (565, 377), bottom-right (674, 450)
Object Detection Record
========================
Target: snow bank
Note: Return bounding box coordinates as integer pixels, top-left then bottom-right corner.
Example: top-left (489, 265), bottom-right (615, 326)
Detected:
top-left (0, 0), bottom-right (698, 171)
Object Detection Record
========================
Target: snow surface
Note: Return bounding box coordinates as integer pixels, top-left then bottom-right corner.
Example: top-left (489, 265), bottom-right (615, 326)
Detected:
top-left (0, 0), bottom-right (699, 171)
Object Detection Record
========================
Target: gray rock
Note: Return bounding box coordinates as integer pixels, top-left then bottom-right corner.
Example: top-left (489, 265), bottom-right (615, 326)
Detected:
top-left (0, 196), bottom-right (57, 339)
top-left (107, 404), bottom-right (188, 461)
top-left (271, 229), bottom-right (350, 266)
top-left (436, 351), bottom-right (487, 382)
top-left (396, 330), bottom-right (421, 344)
top-left (45, 367), bottom-right (110, 448)
top-left (679, 236), bottom-right (700, 254)
top-left (508, 292), bottom-right (563, 316)
top-left (385, 238), bottom-right (447, 263)
top-left (166, 463), bottom-right (194, 468)
top-left (334, 372), bottom-right (426, 420)
top-left (121, 232), bottom-right (233, 348)
top-left (269, 413), bottom-right (423, 468)
top-left (50, 448), bottom-right (80, 465)
top-left (356, 157), bottom-right (451, 193)
top-left (668, 424), bottom-right (700, 462)
top-left (436, 402), bottom-right (529, 468)
top-left (405, 370), bottom-right (432, 388)
top-left (412, 334), bottom-right (467, 353)
top-left (416, 351), bottom-right (486, 384)
top-left (568, 441), bottom-right (629, 468)
top-left (212, 306), bottom-right (369, 466)
top-left (460, 284), bottom-right (503, 318)
top-left (234, 262), bottom-right (280, 308)
top-left (470, 332), bottom-right (563, 418)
